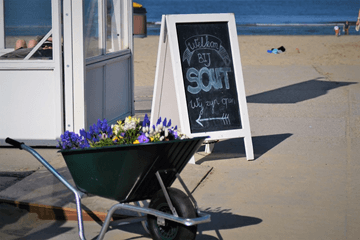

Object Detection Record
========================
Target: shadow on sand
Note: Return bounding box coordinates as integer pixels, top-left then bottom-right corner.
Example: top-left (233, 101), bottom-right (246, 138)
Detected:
top-left (110, 207), bottom-right (262, 240)
top-left (196, 207), bottom-right (262, 240)
top-left (247, 79), bottom-right (356, 104)
top-left (196, 133), bottom-right (292, 163)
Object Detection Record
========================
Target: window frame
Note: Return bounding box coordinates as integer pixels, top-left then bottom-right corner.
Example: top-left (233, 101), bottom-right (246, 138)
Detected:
top-left (0, 0), bottom-right (61, 67)
top-left (84, 0), bottom-right (129, 64)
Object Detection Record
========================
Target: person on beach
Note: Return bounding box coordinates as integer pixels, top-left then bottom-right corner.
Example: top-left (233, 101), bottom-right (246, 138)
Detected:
top-left (334, 25), bottom-right (340, 36)
top-left (343, 21), bottom-right (350, 35)
top-left (15, 36), bottom-right (52, 50)
top-left (15, 39), bottom-right (37, 50)
top-left (0, 36), bottom-right (52, 59)
top-left (356, 9), bottom-right (360, 31)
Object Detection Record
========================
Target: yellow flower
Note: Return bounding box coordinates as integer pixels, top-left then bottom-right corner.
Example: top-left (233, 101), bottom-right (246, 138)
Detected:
top-left (113, 135), bottom-right (123, 141)
top-left (133, 140), bottom-right (140, 144)
top-left (125, 116), bottom-right (133, 124)
top-left (150, 137), bottom-right (154, 142)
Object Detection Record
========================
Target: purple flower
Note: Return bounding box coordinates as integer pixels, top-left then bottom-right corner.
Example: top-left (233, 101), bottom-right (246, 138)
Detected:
top-left (173, 130), bottom-right (178, 139)
top-left (143, 114), bottom-right (150, 127)
top-left (138, 134), bottom-right (149, 143)
top-left (97, 119), bottom-right (102, 130)
top-left (100, 119), bottom-right (109, 132)
top-left (59, 130), bottom-right (87, 149)
top-left (80, 129), bottom-right (88, 139)
top-left (89, 126), bottom-right (94, 135)
top-left (156, 117), bottom-right (162, 125)
top-left (79, 141), bottom-right (90, 149)
top-left (106, 125), bottom-right (113, 137)
top-left (169, 129), bottom-right (178, 139)
top-left (93, 125), bottom-right (99, 134)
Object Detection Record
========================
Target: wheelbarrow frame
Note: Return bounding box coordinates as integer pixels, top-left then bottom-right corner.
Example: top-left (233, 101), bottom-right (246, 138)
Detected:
top-left (5, 137), bottom-right (211, 240)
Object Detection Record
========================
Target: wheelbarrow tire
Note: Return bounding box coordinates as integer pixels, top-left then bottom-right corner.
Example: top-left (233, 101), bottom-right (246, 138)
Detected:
top-left (147, 187), bottom-right (197, 240)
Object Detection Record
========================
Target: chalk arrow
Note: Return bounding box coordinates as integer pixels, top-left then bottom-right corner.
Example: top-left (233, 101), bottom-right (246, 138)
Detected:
top-left (196, 113), bottom-right (230, 127)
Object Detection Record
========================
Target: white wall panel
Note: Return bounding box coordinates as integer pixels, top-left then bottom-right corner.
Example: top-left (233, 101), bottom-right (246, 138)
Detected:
top-left (0, 70), bottom-right (60, 140)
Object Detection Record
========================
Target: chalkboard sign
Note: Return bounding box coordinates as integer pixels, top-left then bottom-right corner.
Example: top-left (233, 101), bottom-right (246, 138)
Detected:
top-left (176, 22), bottom-right (242, 133)
top-left (151, 14), bottom-right (254, 160)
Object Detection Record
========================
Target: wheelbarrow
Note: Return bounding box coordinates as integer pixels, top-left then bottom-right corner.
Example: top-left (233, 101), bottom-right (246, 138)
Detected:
top-left (5, 137), bottom-right (211, 240)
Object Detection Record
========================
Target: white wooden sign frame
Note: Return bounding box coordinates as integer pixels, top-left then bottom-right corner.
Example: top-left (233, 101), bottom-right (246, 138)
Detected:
top-left (151, 14), bottom-right (254, 161)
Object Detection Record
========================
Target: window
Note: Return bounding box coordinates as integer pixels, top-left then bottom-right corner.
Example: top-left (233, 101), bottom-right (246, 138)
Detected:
top-left (0, 0), bottom-right (53, 60)
top-left (84, 0), bottom-right (101, 58)
top-left (84, 0), bottom-right (122, 59)
top-left (106, 0), bottom-right (122, 53)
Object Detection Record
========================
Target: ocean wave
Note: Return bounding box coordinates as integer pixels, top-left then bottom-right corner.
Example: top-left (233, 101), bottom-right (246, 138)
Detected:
top-left (146, 21), bottom-right (358, 36)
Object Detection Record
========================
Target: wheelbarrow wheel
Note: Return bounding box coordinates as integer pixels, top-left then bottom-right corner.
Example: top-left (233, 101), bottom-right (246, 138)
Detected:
top-left (147, 187), bottom-right (197, 240)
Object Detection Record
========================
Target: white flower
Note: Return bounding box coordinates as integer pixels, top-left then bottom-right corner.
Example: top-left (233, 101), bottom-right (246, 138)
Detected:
top-left (156, 125), bottom-right (161, 132)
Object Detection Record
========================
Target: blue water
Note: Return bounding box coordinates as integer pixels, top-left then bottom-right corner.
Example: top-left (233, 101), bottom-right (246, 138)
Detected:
top-left (4, 0), bottom-right (52, 37)
top-left (141, 0), bottom-right (360, 35)
top-left (4, 0), bottom-right (360, 36)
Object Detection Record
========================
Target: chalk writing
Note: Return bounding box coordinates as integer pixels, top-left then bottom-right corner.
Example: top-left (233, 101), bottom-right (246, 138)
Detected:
top-left (221, 98), bottom-right (235, 109)
top-left (186, 35), bottom-right (220, 52)
top-left (186, 67), bottom-right (231, 94)
top-left (206, 99), bottom-right (220, 114)
top-left (182, 34), bottom-right (231, 66)
top-left (196, 113), bottom-right (230, 127)
top-left (188, 97), bottom-right (237, 126)
top-left (197, 53), bottom-right (211, 67)
top-left (176, 22), bottom-right (242, 132)
top-left (189, 97), bottom-right (204, 110)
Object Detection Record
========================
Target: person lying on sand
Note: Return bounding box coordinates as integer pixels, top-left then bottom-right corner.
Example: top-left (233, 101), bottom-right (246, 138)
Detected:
top-left (14, 36), bottom-right (52, 50)
top-left (356, 9), bottom-right (360, 31)
top-left (0, 36), bottom-right (52, 59)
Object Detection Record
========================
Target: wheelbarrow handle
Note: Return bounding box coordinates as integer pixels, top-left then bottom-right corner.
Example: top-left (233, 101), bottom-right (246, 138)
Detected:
top-left (5, 137), bottom-right (87, 240)
top-left (5, 137), bottom-right (24, 149)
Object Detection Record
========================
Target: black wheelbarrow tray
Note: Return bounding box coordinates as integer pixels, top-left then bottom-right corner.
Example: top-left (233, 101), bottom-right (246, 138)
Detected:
top-left (5, 137), bottom-right (211, 240)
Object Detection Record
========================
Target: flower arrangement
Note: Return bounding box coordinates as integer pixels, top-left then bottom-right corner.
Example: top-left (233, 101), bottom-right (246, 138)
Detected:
top-left (58, 114), bottom-right (188, 150)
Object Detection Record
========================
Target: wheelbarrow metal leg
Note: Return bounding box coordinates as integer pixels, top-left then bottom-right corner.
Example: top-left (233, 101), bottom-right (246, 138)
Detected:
top-left (97, 201), bottom-right (211, 240)
top-left (155, 171), bottom-right (178, 217)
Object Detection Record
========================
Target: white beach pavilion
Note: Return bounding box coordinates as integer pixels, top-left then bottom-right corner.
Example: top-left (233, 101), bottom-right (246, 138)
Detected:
top-left (0, 0), bottom-right (135, 146)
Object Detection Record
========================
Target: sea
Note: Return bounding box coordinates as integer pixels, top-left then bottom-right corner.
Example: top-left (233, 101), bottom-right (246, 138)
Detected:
top-left (142, 0), bottom-right (360, 35)
top-left (4, 0), bottom-right (360, 36)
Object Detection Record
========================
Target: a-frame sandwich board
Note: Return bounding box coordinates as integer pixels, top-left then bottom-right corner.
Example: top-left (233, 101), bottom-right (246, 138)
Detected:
top-left (151, 14), bottom-right (254, 162)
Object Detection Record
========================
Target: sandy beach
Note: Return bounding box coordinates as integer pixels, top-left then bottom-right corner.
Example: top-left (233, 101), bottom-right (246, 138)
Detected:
top-left (134, 35), bottom-right (360, 86)
top-left (1, 35), bottom-right (360, 239)
top-left (132, 35), bottom-right (360, 239)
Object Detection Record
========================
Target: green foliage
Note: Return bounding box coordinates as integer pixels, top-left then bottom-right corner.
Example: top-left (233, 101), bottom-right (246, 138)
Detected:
top-left (91, 138), bottom-right (117, 148)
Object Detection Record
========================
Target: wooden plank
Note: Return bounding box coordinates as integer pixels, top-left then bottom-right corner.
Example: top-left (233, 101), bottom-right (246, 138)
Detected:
top-left (0, 199), bottom-right (126, 222)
